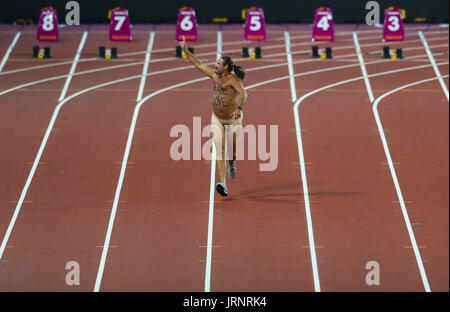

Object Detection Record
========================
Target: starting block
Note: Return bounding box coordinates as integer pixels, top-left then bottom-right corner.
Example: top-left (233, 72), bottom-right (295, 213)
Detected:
top-left (311, 46), bottom-right (332, 59)
top-left (383, 46), bottom-right (403, 59)
top-left (32, 46), bottom-right (51, 59)
top-left (175, 46), bottom-right (194, 58)
top-left (98, 46), bottom-right (118, 59)
top-left (241, 47), bottom-right (262, 59)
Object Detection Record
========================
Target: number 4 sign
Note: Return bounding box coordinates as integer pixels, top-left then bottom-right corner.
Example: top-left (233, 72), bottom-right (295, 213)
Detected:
top-left (383, 7), bottom-right (404, 42)
top-left (176, 7), bottom-right (198, 42)
top-left (312, 7), bottom-right (334, 42)
top-left (37, 7), bottom-right (59, 42)
top-left (110, 7), bottom-right (132, 41)
top-left (244, 7), bottom-right (266, 42)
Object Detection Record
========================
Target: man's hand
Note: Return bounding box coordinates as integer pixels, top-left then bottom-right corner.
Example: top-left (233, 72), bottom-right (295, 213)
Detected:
top-left (179, 35), bottom-right (187, 51)
top-left (231, 108), bottom-right (242, 120)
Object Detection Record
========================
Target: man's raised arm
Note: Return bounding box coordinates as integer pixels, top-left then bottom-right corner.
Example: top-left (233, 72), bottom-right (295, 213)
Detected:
top-left (179, 35), bottom-right (215, 78)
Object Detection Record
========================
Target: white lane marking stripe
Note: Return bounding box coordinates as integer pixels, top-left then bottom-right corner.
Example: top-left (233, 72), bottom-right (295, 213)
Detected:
top-left (353, 31), bottom-right (375, 103)
top-left (0, 31), bottom-right (89, 261)
top-left (373, 75), bottom-right (449, 292)
top-left (291, 62), bottom-right (447, 291)
top-left (204, 143), bottom-right (217, 292)
top-left (285, 30), bottom-right (297, 103)
top-left (419, 31), bottom-right (449, 101)
top-left (0, 31), bottom-right (21, 73)
top-left (217, 30), bottom-right (222, 60)
top-left (93, 75), bottom-right (208, 292)
top-left (58, 31), bottom-right (89, 102)
top-left (137, 31), bottom-right (155, 102)
top-left (1, 35), bottom-right (447, 98)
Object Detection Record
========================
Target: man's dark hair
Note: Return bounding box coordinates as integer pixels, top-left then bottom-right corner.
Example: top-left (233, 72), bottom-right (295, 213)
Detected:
top-left (221, 56), bottom-right (246, 81)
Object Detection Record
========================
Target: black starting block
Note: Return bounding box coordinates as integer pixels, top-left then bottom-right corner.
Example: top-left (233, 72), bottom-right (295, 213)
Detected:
top-left (175, 46), bottom-right (194, 58)
top-left (99, 46), bottom-right (118, 59)
top-left (32, 46), bottom-right (51, 59)
top-left (311, 46), bottom-right (332, 59)
top-left (242, 47), bottom-right (262, 59)
top-left (383, 46), bottom-right (403, 59)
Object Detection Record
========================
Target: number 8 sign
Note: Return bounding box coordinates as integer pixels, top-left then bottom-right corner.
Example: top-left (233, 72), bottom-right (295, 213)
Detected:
top-left (312, 7), bottom-right (334, 42)
top-left (383, 7), bottom-right (404, 42)
top-left (244, 7), bottom-right (266, 42)
top-left (110, 7), bottom-right (132, 41)
top-left (176, 7), bottom-right (198, 42)
top-left (37, 7), bottom-right (59, 42)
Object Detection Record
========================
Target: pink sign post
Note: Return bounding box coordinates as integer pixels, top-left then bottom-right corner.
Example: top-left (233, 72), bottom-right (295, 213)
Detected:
top-left (383, 7), bottom-right (405, 42)
top-left (175, 7), bottom-right (198, 42)
top-left (244, 7), bottom-right (266, 42)
top-left (110, 7), bottom-right (132, 41)
top-left (37, 7), bottom-right (59, 42)
top-left (312, 7), bottom-right (334, 42)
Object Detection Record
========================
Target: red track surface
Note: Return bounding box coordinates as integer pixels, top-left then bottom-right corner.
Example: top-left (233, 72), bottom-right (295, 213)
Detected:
top-left (0, 23), bottom-right (448, 291)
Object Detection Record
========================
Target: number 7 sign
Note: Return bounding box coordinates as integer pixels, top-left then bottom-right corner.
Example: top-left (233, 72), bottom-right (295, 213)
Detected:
top-left (244, 7), bottom-right (266, 42)
top-left (312, 7), bottom-right (334, 42)
top-left (110, 7), bottom-right (132, 41)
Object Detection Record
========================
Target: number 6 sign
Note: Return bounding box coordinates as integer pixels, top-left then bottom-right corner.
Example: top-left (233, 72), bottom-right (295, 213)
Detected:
top-left (383, 7), bottom-right (404, 42)
top-left (110, 7), bottom-right (132, 41)
top-left (244, 7), bottom-right (266, 42)
top-left (176, 7), bottom-right (198, 42)
top-left (312, 7), bottom-right (334, 42)
top-left (37, 7), bottom-right (59, 42)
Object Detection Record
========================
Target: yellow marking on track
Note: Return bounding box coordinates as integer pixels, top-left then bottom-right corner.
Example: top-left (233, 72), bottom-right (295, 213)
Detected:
top-left (10, 200), bottom-right (32, 203)
top-left (301, 245), bottom-right (324, 248)
top-left (293, 162), bottom-right (312, 165)
top-left (198, 245), bottom-right (221, 248)
top-left (297, 200), bottom-right (318, 203)
top-left (392, 200), bottom-right (413, 203)
top-left (6, 246), bottom-right (14, 248)
top-left (27, 162), bottom-right (45, 165)
top-left (104, 200), bottom-right (127, 203)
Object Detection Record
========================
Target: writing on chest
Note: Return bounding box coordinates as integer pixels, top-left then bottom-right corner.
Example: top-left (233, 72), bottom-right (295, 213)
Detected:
top-left (213, 81), bottom-right (231, 95)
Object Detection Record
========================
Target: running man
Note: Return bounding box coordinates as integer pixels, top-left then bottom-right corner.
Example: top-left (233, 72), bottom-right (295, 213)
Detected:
top-left (179, 35), bottom-right (247, 196)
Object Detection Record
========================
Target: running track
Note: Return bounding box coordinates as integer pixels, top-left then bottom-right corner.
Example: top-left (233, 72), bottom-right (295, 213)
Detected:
top-left (0, 23), bottom-right (448, 291)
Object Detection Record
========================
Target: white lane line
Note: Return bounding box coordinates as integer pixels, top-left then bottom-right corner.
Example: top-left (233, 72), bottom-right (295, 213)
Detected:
top-left (373, 75), bottom-right (448, 292)
top-left (204, 143), bottom-right (217, 292)
top-left (217, 30), bottom-right (222, 60)
top-left (419, 31), bottom-right (449, 101)
top-left (284, 30), bottom-right (297, 103)
top-left (0, 31), bottom-right (21, 73)
top-left (93, 75), bottom-right (209, 292)
top-left (137, 31), bottom-right (155, 102)
top-left (291, 61), bottom-right (447, 292)
top-left (0, 34), bottom-right (91, 261)
top-left (58, 31), bottom-right (89, 102)
top-left (353, 31), bottom-right (375, 103)
top-left (1, 35), bottom-right (447, 99)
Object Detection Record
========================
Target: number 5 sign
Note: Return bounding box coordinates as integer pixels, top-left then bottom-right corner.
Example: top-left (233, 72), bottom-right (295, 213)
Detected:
top-left (37, 7), bottom-right (59, 42)
top-left (312, 7), bottom-right (334, 42)
top-left (244, 7), bottom-right (266, 42)
top-left (176, 7), bottom-right (198, 42)
top-left (110, 7), bottom-right (132, 41)
top-left (383, 7), bottom-right (404, 42)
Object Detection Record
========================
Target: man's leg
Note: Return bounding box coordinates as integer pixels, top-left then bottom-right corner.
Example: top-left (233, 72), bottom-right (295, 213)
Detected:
top-left (211, 114), bottom-right (228, 196)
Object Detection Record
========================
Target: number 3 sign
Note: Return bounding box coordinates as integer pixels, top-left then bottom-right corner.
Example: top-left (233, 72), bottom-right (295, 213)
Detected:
top-left (37, 7), bottom-right (59, 42)
top-left (110, 7), bottom-right (132, 41)
top-left (244, 7), bottom-right (266, 42)
top-left (176, 7), bottom-right (198, 42)
top-left (383, 7), bottom-right (404, 42)
top-left (312, 7), bottom-right (334, 42)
